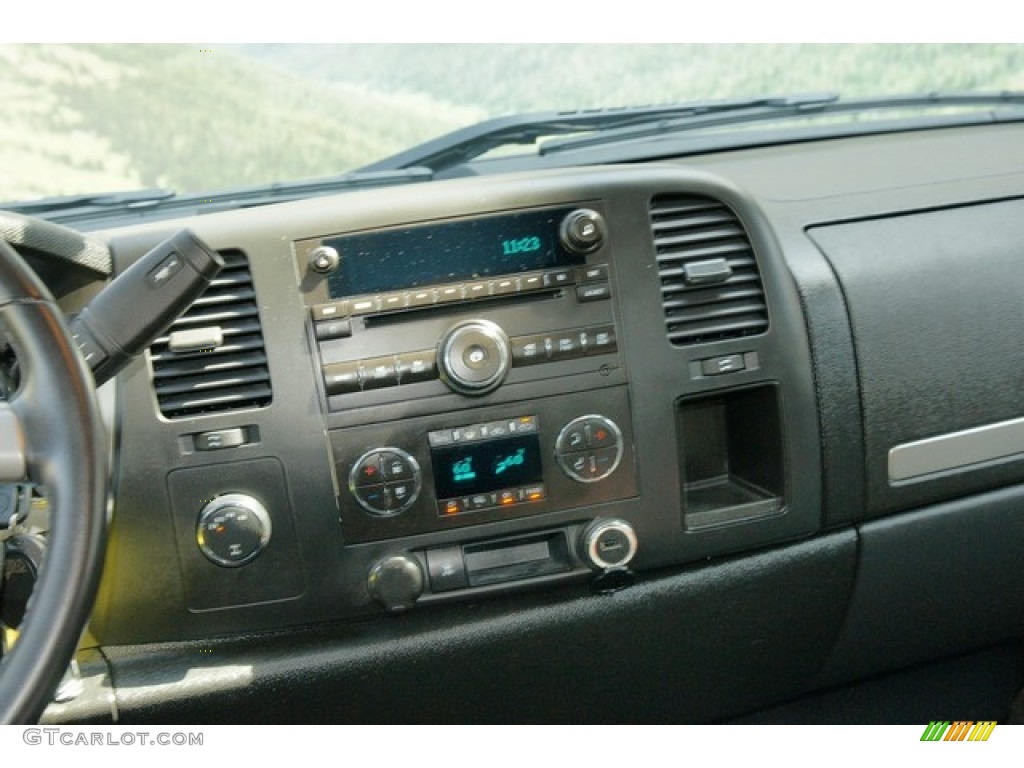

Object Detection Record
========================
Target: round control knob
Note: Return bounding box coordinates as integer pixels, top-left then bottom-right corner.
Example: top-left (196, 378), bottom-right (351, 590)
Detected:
top-left (437, 319), bottom-right (511, 396)
top-left (579, 518), bottom-right (638, 570)
top-left (308, 245), bottom-right (340, 274)
top-left (196, 493), bottom-right (272, 567)
top-left (349, 447), bottom-right (422, 517)
top-left (368, 553), bottom-right (424, 613)
top-left (560, 209), bottom-right (606, 254)
top-left (555, 414), bottom-right (624, 483)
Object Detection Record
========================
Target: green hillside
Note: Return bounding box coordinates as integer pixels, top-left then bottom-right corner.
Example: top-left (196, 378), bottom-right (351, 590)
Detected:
top-left (239, 44), bottom-right (1024, 116)
top-left (0, 44), bottom-right (481, 200)
top-left (2, 43), bottom-right (1023, 202)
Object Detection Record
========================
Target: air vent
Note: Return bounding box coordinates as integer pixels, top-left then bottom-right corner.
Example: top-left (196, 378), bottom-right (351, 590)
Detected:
top-left (650, 194), bottom-right (768, 347)
top-left (149, 249), bottom-right (272, 418)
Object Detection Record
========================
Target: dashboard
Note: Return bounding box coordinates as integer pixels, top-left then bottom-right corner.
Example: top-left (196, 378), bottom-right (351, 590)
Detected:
top-left (44, 121), bottom-right (1024, 723)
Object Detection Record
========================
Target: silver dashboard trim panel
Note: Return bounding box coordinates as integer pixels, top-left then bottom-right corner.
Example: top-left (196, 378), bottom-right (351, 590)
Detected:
top-left (889, 415), bottom-right (1024, 483)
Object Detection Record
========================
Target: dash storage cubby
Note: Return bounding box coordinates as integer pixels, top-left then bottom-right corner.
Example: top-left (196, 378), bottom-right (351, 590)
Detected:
top-left (677, 385), bottom-right (785, 529)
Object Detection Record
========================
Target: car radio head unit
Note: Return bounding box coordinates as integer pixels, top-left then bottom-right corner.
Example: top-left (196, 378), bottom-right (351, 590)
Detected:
top-left (322, 206), bottom-right (586, 298)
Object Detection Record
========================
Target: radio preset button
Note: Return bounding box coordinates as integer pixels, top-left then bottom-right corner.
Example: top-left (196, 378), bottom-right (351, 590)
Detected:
top-left (379, 292), bottom-right (407, 312)
top-left (406, 288), bottom-right (437, 308)
top-left (490, 277), bottom-right (518, 296)
top-left (312, 301), bottom-right (351, 321)
top-left (350, 295), bottom-right (382, 315)
top-left (437, 284), bottom-right (466, 303)
top-left (520, 273), bottom-right (544, 292)
top-left (465, 281), bottom-right (489, 300)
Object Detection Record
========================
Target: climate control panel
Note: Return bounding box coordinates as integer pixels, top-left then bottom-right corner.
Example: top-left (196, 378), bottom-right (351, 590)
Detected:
top-left (329, 385), bottom-right (637, 544)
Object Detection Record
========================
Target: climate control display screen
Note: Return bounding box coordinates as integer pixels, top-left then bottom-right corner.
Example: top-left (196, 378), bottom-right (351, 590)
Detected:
top-left (432, 433), bottom-right (543, 501)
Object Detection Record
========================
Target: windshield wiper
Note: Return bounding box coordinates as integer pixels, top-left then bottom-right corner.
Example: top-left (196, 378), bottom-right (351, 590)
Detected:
top-left (0, 169), bottom-right (433, 226)
top-left (539, 90), bottom-right (1024, 156)
top-left (361, 91), bottom-right (1024, 175)
top-left (358, 93), bottom-right (841, 173)
top-left (1, 188), bottom-right (176, 215)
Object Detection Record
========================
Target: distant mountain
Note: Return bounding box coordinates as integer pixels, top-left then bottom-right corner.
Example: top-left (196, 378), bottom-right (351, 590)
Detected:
top-left (0, 44), bottom-right (481, 200)
top-left (234, 44), bottom-right (1024, 117)
top-left (3, 43), bottom-right (1023, 202)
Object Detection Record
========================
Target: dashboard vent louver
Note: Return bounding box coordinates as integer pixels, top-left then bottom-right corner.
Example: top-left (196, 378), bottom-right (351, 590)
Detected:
top-left (650, 194), bottom-right (768, 346)
top-left (149, 249), bottom-right (273, 419)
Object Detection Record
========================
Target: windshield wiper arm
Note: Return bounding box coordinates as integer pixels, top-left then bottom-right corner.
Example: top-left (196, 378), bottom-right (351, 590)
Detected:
top-left (358, 93), bottom-right (840, 174)
top-left (540, 90), bottom-right (1024, 156)
top-left (1, 188), bottom-right (176, 215)
top-left (0, 169), bottom-right (433, 226)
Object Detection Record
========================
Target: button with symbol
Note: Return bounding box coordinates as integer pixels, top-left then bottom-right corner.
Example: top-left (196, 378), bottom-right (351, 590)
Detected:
top-left (195, 427), bottom-right (247, 452)
top-left (349, 448), bottom-right (421, 516)
top-left (555, 415), bottom-right (624, 483)
top-left (352, 453), bottom-right (382, 487)
top-left (426, 546), bottom-right (468, 592)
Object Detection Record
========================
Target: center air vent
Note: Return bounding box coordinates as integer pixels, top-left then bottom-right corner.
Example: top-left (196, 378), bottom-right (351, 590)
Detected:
top-left (650, 194), bottom-right (768, 347)
top-left (149, 249), bottom-right (272, 419)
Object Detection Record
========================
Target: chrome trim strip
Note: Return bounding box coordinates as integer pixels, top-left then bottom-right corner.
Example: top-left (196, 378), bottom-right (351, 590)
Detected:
top-left (889, 415), bottom-right (1024, 483)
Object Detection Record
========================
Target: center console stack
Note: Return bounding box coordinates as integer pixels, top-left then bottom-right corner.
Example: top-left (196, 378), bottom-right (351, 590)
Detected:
top-left (295, 202), bottom-right (640, 608)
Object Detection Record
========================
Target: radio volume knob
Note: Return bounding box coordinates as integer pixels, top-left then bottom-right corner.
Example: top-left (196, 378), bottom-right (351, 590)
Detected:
top-left (437, 319), bottom-right (511, 396)
top-left (560, 209), bottom-right (606, 254)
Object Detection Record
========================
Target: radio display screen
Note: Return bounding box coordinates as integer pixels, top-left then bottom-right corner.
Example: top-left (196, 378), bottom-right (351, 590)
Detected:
top-left (324, 206), bottom-right (584, 299)
top-left (431, 433), bottom-right (543, 500)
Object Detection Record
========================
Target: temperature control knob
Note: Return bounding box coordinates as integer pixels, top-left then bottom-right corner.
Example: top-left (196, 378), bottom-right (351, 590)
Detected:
top-left (196, 494), bottom-right (271, 567)
top-left (437, 319), bottom-right (510, 396)
top-left (555, 414), bottom-right (623, 483)
top-left (579, 518), bottom-right (638, 570)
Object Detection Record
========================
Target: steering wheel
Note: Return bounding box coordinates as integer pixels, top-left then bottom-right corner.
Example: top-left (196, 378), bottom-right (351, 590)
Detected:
top-left (0, 237), bottom-right (107, 723)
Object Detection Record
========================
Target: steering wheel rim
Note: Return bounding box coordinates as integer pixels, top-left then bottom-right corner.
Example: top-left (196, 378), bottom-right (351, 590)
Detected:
top-left (0, 239), bottom-right (107, 724)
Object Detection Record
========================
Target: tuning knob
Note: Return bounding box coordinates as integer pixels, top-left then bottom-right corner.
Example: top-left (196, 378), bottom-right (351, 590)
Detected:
top-left (368, 553), bottom-right (424, 613)
top-left (578, 518), bottom-right (637, 570)
top-left (437, 319), bottom-right (510, 396)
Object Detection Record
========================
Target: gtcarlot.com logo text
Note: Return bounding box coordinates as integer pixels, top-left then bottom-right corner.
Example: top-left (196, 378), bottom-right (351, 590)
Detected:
top-left (23, 728), bottom-right (203, 747)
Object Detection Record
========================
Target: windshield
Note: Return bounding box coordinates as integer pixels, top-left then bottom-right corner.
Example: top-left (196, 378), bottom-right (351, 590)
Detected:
top-left (2, 43), bottom-right (1022, 202)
